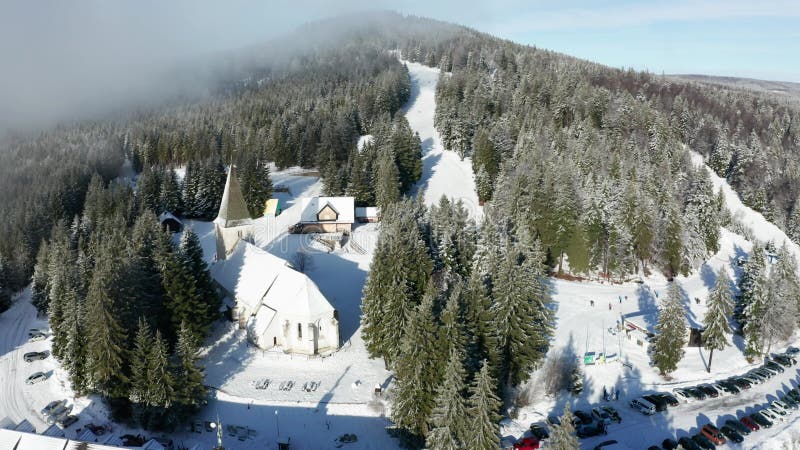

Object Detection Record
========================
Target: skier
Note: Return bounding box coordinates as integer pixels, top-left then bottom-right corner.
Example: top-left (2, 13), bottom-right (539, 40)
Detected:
top-left (618, 295), bottom-right (622, 303)
top-left (608, 302), bottom-right (612, 310)
top-left (603, 386), bottom-right (607, 401)
top-left (615, 390), bottom-right (619, 401)
top-left (590, 300), bottom-right (595, 307)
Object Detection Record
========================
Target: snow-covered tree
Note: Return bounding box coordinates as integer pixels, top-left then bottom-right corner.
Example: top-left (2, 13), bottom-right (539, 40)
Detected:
top-left (426, 348), bottom-right (468, 450)
top-left (741, 245), bottom-right (769, 359)
top-left (652, 281), bottom-right (687, 375)
top-left (703, 267), bottom-right (733, 372)
top-left (463, 360), bottom-right (501, 450)
top-left (549, 403), bottom-right (580, 450)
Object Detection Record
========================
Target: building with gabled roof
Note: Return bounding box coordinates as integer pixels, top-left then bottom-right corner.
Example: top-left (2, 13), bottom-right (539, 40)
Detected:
top-left (211, 241), bottom-right (339, 355)
top-left (293, 197), bottom-right (355, 233)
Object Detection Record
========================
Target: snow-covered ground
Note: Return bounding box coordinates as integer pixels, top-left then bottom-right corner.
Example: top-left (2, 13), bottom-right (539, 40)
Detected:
top-left (401, 59), bottom-right (483, 220)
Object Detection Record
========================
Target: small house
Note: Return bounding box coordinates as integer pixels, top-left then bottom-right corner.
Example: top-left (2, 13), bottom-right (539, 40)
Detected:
top-left (158, 211), bottom-right (183, 233)
top-left (293, 197), bottom-right (355, 233)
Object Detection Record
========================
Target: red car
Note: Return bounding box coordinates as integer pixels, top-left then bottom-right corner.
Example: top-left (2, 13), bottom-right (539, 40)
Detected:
top-left (514, 437), bottom-right (540, 450)
top-left (740, 416), bottom-right (760, 432)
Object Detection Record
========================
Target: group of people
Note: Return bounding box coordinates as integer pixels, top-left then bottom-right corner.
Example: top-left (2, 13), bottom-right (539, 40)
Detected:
top-left (588, 295), bottom-right (628, 310)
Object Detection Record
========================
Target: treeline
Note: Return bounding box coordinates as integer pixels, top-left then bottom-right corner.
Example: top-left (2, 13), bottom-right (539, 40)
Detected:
top-left (393, 22), bottom-right (800, 250)
top-left (31, 175), bottom-right (216, 429)
top-left (361, 197), bottom-right (553, 448)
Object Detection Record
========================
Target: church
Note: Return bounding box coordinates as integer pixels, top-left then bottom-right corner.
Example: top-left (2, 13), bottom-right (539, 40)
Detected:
top-left (209, 166), bottom-right (340, 355)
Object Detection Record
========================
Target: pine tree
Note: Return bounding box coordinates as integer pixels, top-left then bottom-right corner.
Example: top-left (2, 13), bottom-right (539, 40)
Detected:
top-left (475, 164), bottom-right (493, 204)
top-left (652, 281), bottom-right (687, 375)
top-left (129, 318), bottom-right (153, 421)
top-left (31, 241), bottom-right (50, 313)
top-left (762, 244), bottom-right (800, 353)
top-left (173, 322), bottom-right (207, 417)
top-left (143, 330), bottom-right (176, 429)
top-left (703, 267), bottom-right (733, 372)
top-left (663, 203), bottom-right (684, 277)
top-left (180, 228), bottom-right (220, 331)
top-left (160, 168), bottom-right (183, 215)
top-left (463, 360), bottom-right (501, 450)
top-left (239, 154), bottom-right (273, 218)
top-left (549, 404), bottom-right (580, 450)
top-left (373, 147), bottom-right (400, 211)
top-left (426, 348), bottom-right (468, 450)
top-left (161, 248), bottom-right (209, 345)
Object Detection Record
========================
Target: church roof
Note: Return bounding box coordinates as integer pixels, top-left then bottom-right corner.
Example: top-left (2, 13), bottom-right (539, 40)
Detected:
top-left (299, 197), bottom-right (355, 224)
top-left (214, 165), bottom-right (252, 228)
top-left (210, 241), bottom-right (336, 320)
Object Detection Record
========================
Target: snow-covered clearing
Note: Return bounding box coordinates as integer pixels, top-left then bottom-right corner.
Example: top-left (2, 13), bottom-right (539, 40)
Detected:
top-left (401, 59), bottom-right (483, 220)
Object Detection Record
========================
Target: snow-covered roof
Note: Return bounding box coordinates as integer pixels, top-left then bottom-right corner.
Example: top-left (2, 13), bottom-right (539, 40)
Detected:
top-left (299, 197), bottom-right (354, 224)
top-left (210, 242), bottom-right (285, 313)
top-left (214, 165), bottom-right (252, 228)
top-left (16, 433), bottom-right (67, 450)
top-left (0, 429), bottom-right (21, 450)
top-left (249, 305), bottom-right (277, 340)
top-left (13, 419), bottom-right (34, 433)
top-left (211, 241), bottom-right (335, 321)
top-left (355, 207), bottom-right (379, 218)
top-left (158, 211), bottom-right (182, 225)
top-left (263, 266), bottom-right (335, 319)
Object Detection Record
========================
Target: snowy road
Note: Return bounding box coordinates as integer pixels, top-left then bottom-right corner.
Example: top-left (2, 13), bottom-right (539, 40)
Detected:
top-left (401, 59), bottom-right (483, 220)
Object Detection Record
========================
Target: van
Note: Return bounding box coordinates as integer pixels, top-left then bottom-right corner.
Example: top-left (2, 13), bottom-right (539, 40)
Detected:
top-left (629, 397), bottom-right (656, 415)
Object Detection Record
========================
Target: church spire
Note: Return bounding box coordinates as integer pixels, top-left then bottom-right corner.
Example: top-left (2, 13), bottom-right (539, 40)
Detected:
top-left (215, 165), bottom-right (252, 228)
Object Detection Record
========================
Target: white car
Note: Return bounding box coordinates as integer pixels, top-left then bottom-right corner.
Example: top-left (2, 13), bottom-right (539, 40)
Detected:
top-left (741, 374), bottom-right (762, 385)
top-left (672, 388), bottom-right (694, 403)
top-left (761, 408), bottom-right (784, 422)
top-left (772, 400), bottom-right (791, 415)
top-left (41, 400), bottom-right (66, 417)
top-left (25, 372), bottom-right (47, 385)
top-left (28, 331), bottom-right (47, 342)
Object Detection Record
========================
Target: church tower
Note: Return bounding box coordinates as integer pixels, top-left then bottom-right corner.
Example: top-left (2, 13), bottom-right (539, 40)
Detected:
top-left (214, 165), bottom-right (253, 260)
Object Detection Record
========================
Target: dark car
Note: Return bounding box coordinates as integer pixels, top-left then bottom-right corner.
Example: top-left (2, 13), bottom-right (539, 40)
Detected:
top-left (576, 424), bottom-right (604, 439)
top-left (647, 447), bottom-right (660, 450)
top-left (594, 440), bottom-right (619, 450)
top-left (780, 394), bottom-right (800, 409)
top-left (724, 418), bottom-right (751, 435)
top-left (750, 412), bottom-right (773, 428)
top-left (717, 380), bottom-right (740, 394)
top-left (730, 377), bottom-right (751, 390)
top-left (573, 410), bottom-right (593, 425)
top-left (720, 425), bottom-right (744, 444)
top-left (654, 392), bottom-right (680, 407)
top-left (56, 414), bottom-right (78, 429)
top-left (600, 405), bottom-right (621, 423)
top-left (765, 361), bottom-right (785, 373)
top-left (692, 433), bottom-right (716, 450)
top-left (662, 438), bottom-right (679, 449)
top-left (546, 415), bottom-right (560, 427)
top-left (773, 355), bottom-right (793, 367)
top-left (23, 351), bottom-right (48, 362)
top-left (687, 387), bottom-right (707, 400)
top-left (529, 423), bottom-right (549, 440)
top-left (678, 436), bottom-right (703, 450)
top-left (697, 385), bottom-right (719, 399)
top-left (740, 415), bottom-right (760, 432)
top-left (643, 394), bottom-right (669, 411)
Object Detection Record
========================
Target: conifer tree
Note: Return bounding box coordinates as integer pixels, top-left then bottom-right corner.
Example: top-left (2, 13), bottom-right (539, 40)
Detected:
top-left (239, 154), bottom-right (273, 218)
top-left (161, 248), bottom-right (208, 345)
top-left (374, 147), bottom-right (401, 211)
top-left (144, 330), bottom-right (176, 429)
top-left (742, 246), bottom-right (768, 359)
top-left (173, 322), bottom-right (207, 417)
top-left (426, 348), bottom-right (468, 450)
top-left (464, 360), bottom-right (501, 450)
top-left (180, 228), bottom-right (220, 329)
top-left (31, 241), bottom-right (50, 313)
top-left (391, 293), bottom-right (443, 443)
top-left (703, 267), bottom-right (733, 372)
top-left (761, 244), bottom-right (800, 353)
top-left (549, 404), bottom-right (580, 450)
top-left (652, 281), bottom-right (687, 375)
top-left (160, 168), bottom-right (183, 215)
top-left (663, 203), bottom-right (684, 277)
top-left (129, 318), bottom-right (153, 423)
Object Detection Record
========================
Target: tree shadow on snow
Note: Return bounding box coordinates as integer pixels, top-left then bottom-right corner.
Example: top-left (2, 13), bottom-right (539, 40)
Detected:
top-left (410, 149), bottom-right (442, 198)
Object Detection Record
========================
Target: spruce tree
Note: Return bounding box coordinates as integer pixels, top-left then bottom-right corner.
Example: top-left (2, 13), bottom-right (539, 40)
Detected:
top-left (144, 330), bottom-right (176, 429)
top-left (173, 322), bottom-right (207, 417)
top-left (161, 248), bottom-right (208, 345)
top-left (373, 147), bottom-right (401, 211)
top-left (463, 360), bottom-right (501, 450)
top-left (663, 203), bottom-right (684, 277)
top-left (742, 246), bottom-right (768, 359)
top-left (180, 228), bottom-right (220, 329)
top-left (426, 348), bottom-right (468, 450)
top-left (549, 404), bottom-right (580, 450)
top-left (129, 318), bottom-right (153, 422)
top-left (703, 267), bottom-right (733, 372)
top-left (652, 281), bottom-right (687, 375)
top-left (160, 168), bottom-right (183, 215)
top-left (239, 154), bottom-right (273, 218)
top-left (31, 241), bottom-right (50, 313)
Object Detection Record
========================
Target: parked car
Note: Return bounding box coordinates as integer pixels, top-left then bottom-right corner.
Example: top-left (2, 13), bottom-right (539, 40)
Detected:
top-left (765, 405), bottom-right (787, 420)
top-left (600, 406), bottom-right (621, 423)
top-left (654, 392), bottom-right (680, 407)
top-left (748, 369), bottom-right (770, 381)
top-left (692, 433), bottom-right (716, 450)
top-left (28, 330), bottom-right (47, 341)
top-left (529, 423), bottom-right (549, 441)
top-left (629, 397), bottom-right (656, 415)
top-left (773, 355), bottom-right (794, 367)
top-left (687, 387), bottom-right (707, 400)
top-left (750, 411), bottom-right (773, 428)
top-left (709, 383), bottom-right (727, 396)
top-left (780, 394), bottom-right (800, 409)
top-left (513, 437), bottom-right (539, 450)
top-left (700, 424), bottom-right (726, 445)
top-left (47, 407), bottom-right (69, 425)
top-left (697, 385), bottom-right (719, 399)
top-left (546, 415), bottom-right (561, 427)
top-left (765, 361), bottom-right (785, 373)
top-left (26, 372), bottom-right (47, 384)
top-left (729, 377), bottom-right (751, 390)
top-left (576, 423), bottom-right (605, 439)
top-left (23, 351), bottom-right (48, 362)
top-left (677, 436), bottom-right (702, 450)
top-left (573, 410), bottom-right (593, 425)
top-left (772, 400), bottom-right (792, 414)
top-left (740, 415), bottom-right (760, 431)
top-left (594, 440), bottom-right (620, 450)
top-left (672, 388), bottom-right (694, 403)
top-left (720, 425), bottom-right (744, 444)
top-left (786, 346), bottom-right (799, 355)
top-left (717, 380), bottom-right (740, 394)
top-left (661, 438), bottom-right (679, 450)
top-left (591, 407), bottom-right (612, 425)
top-left (41, 400), bottom-right (66, 417)
top-left (57, 415), bottom-right (79, 429)
top-left (643, 394), bottom-right (669, 412)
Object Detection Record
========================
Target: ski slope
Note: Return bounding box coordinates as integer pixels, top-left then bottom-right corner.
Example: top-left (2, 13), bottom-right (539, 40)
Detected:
top-left (401, 59), bottom-right (483, 220)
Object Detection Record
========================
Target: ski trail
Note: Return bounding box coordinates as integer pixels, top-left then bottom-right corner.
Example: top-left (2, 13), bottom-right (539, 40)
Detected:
top-left (400, 59), bottom-right (483, 220)
top-left (689, 149), bottom-right (800, 265)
